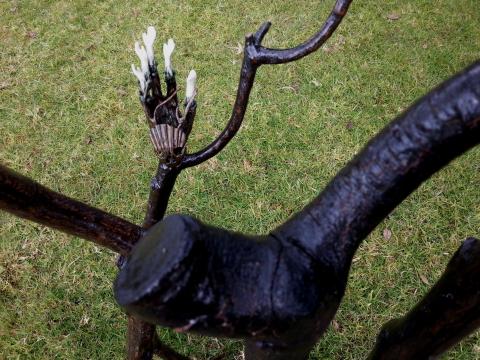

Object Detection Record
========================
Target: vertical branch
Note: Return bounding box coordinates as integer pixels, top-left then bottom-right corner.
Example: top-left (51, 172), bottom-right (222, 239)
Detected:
top-left (126, 161), bottom-right (187, 360)
top-left (143, 162), bottom-right (180, 228)
top-left (127, 317), bottom-right (156, 360)
top-left (126, 161), bottom-right (183, 360)
top-left (125, 166), bottom-right (183, 359)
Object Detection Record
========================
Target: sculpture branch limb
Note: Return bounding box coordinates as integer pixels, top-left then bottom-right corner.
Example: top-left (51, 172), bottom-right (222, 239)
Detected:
top-left (368, 237), bottom-right (480, 359)
top-left (115, 61), bottom-right (480, 359)
top-left (274, 60), bottom-right (480, 267)
top-left (253, 0), bottom-right (353, 64)
top-left (126, 161), bottom-right (183, 360)
top-left (180, 0), bottom-right (352, 168)
top-left (0, 164), bottom-right (143, 256)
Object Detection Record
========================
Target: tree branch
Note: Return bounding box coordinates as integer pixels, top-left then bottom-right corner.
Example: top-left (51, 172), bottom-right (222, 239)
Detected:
top-left (274, 60), bottom-right (480, 268)
top-left (0, 164), bottom-right (143, 256)
top-left (115, 61), bottom-right (480, 359)
top-left (179, 45), bottom-right (258, 168)
top-left (368, 237), bottom-right (480, 359)
top-left (143, 162), bottom-right (180, 228)
top-left (126, 161), bottom-right (183, 360)
top-left (180, 0), bottom-right (352, 169)
top-left (253, 0), bottom-right (353, 64)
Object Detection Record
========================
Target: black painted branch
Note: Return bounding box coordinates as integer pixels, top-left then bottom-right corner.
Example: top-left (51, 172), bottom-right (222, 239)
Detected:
top-left (0, 164), bottom-right (143, 256)
top-left (126, 161), bottom-right (184, 360)
top-left (115, 61), bottom-right (480, 359)
top-left (143, 162), bottom-right (180, 228)
top-left (253, 0), bottom-right (353, 64)
top-left (274, 60), bottom-right (480, 269)
top-left (180, 0), bottom-right (352, 169)
top-left (368, 237), bottom-right (480, 359)
top-left (179, 48), bottom-right (258, 168)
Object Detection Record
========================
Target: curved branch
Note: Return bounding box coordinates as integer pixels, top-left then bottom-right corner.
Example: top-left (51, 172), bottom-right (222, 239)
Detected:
top-left (368, 237), bottom-right (480, 359)
top-left (116, 61), bottom-right (480, 359)
top-left (0, 164), bottom-right (143, 256)
top-left (273, 60), bottom-right (480, 268)
top-left (253, 0), bottom-right (353, 64)
top-left (179, 40), bottom-right (258, 169)
top-left (180, 0), bottom-right (352, 169)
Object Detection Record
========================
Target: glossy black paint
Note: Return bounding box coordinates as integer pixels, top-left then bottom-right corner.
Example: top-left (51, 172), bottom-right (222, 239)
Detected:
top-left (0, 164), bottom-right (143, 256)
top-left (369, 238), bottom-right (480, 359)
top-left (2, 0), bottom-right (480, 358)
top-left (115, 61), bottom-right (480, 359)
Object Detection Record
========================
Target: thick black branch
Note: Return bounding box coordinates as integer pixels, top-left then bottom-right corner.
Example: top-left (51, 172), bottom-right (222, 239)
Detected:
top-left (368, 237), bottom-right (480, 359)
top-left (274, 60), bottom-right (480, 270)
top-left (116, 61), bottom-right (480, 359)
top-left (0, 164), bottom-right (143, 255)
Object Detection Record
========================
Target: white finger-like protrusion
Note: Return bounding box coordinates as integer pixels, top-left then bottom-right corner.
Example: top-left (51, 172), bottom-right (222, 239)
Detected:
top-left (135, 41), bottom-right (149, 76)
top-left (142, 26), bottom-right (156, 66)
top-left (163, 38), bottom-right (175, 77)
top-left (186, 69), bottom-right (197, 101)
top-left (131, 64), bottom-right (146, 93)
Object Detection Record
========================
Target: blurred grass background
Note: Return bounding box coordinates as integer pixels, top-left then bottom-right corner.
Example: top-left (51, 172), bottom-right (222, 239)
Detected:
top-left (1, 0), bottom-right (480, 358)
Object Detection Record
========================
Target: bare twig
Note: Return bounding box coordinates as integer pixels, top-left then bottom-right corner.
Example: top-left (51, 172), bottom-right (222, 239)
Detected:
top-left (180, 0), bottom-right (353, 168)
top-left (253, 0), bottom-right (353, 64)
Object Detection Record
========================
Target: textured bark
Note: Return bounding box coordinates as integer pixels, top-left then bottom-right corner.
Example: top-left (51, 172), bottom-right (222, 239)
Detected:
top-left (0, 164), bottom-right (143, 255)
top-left (126, 160), bottom-right (183, 359)
top-left (115, 61), bottom-right (480, 359)
top-left (368, 238), bottom-right (480, 359)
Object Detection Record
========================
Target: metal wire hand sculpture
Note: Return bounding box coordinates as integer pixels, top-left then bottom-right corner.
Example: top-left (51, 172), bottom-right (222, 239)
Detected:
top-left (1, 0), bottom-right (479, 359)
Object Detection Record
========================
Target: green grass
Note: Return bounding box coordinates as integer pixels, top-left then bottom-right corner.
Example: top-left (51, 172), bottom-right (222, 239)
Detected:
top-left (1, 0), bottom-right (480, 358)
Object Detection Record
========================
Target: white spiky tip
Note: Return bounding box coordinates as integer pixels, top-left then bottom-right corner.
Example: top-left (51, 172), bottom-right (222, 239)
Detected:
top-left (131, 64), bottom-right (146, 94)
top-left (134, 41), bottom-right (149, 76)
top-left (186, 69), bottom-right (197, 100)
top-left (163, 38), bottom-right (175, 76)
top-left (142, 26), bottom-right (156, 66)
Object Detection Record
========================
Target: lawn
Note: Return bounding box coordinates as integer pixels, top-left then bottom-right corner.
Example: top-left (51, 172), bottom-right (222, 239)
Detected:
top-left (1, 0), bottom-right (480, 359)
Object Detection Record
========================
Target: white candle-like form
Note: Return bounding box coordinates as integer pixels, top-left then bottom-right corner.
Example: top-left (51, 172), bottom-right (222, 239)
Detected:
top-left (142, 26), bottom-right (156, 66)
top-left (131, 64), bottom-right (146, 93)
top-left (186, 69), bottom-right (197, 101)
top-left (134, 41), bottom-right (149, 76)
top-left (163, 38), bottom-right (175, 77)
